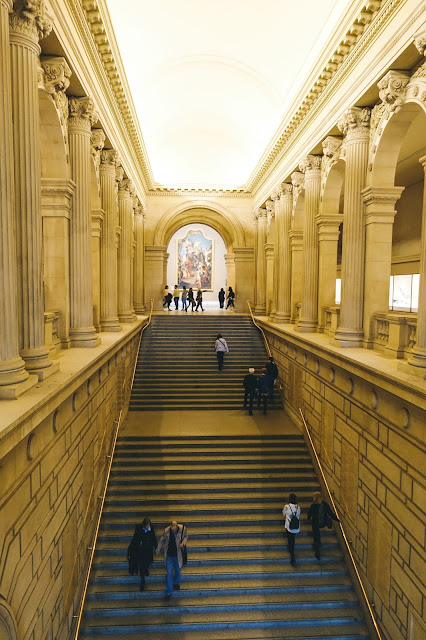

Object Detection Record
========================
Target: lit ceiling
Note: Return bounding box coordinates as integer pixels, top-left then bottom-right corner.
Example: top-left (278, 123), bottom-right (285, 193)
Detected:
top-left (106, 0), bottom-right (352, 189)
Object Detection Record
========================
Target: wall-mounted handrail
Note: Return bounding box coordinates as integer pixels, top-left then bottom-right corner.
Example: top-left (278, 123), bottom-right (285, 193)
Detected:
top-left (247, 300), bottom-right (271, 357)
top-left (73, 300), bottom-right (154, 639)
top-left (299, 408), bottom-right (383, 640)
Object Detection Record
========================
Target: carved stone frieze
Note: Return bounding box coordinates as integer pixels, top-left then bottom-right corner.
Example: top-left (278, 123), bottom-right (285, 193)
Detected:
top-left (68, 96), bottom-right (98, 130)
top-left (10, 0), bottom-right (52, 42)
top-left (41, 57), bottom-right (72, 125)
top-left (338, 106), bottom-right (371, 140)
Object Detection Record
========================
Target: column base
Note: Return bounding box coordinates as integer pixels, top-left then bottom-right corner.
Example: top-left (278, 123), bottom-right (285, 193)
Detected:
top-left (21, 346), bottom-right (58, 379)
top-left (118, 311), bottom-right (136, 323)
top-left (70, 327), bottom-right (101, 348)
top-left (398, 348), bottom-right (426, 379)
top-left (134, 303), bottom-right (146, 314)
top-left (0, 356), bottom-right (30, 386)
top-left (254, 305), bottom-right (266, 315)
top-left (331, 327), bottom-right (364, 348)
top-left (0, 374), bottom-right (38, 400)
top-left (100, 318), bottom-right (122, 332)
top-left (35, 361), bottom-right (60, 381)
top-left (295, 318), bottom-right (318, 333)
top-left (273, 312), bottom-right (291, 324)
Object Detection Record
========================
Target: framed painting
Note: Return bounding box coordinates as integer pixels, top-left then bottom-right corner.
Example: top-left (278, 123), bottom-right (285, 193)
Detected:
top-left (177, 229), bottom-right (213, 290)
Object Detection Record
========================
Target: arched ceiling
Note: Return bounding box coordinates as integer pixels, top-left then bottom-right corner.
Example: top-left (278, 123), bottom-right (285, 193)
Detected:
top-left (106, 0), bottom-right (352, 189)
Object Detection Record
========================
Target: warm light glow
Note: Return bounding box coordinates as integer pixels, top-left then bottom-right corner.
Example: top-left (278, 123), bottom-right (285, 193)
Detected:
top-left (106, 0), bottom-right (352, 188)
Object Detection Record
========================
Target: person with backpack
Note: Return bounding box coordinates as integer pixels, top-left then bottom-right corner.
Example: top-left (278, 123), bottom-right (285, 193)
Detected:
top-left (307, 492), bottom-right (339, 560)
top-left (282, 493), bottom-right (301, 565)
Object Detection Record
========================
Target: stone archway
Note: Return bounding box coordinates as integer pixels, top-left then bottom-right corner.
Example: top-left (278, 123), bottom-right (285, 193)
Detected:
top-left (147, 200), bottom-right (253, 312)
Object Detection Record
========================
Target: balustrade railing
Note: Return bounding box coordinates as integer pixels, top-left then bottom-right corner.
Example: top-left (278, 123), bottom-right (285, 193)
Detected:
top-left (373, 312), bottom-right (417, 358)
top-left (323, 305), bottom-right (340, 337)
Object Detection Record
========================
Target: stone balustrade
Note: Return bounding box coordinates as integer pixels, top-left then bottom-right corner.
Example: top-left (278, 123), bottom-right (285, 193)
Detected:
top-left (373, 312), bottom-right (417, 358)
top-left (44, 311), bottom-right (61, 356)
top-left (323, 306), bottom-right (340, 338)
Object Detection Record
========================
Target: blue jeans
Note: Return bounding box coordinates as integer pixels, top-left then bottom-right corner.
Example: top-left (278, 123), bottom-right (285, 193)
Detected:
top-left (166, 555), bottom-right (181, 595)
top-left (182, 298), bottom-right (187, 310)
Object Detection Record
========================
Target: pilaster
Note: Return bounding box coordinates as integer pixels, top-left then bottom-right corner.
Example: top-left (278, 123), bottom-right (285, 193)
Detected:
top-left (99, 149), bottom-right (121, 331)
top-left (274, 183), bottom-right (293, 323)
top-left (316, 213), bottom-right (341, 332)
top-left (91, 208), bottom-right (104, 332)
top-left (296, 155), bottom-right (321, 332)
top-left (10, 0), bottom-right (59, 380)
top-left (118, 179), bottom-right (136, 322)
top-left (234, 247), bottom-right (254, 313)
top-left (133, 204), bottom-right (146, 313)
top-left (68, 96), bottom-right (100, 347)
top-left (289, 229), bottom-right (303, 323)
top-left (333, 106), bottom-right (371, 347)
top-left (265, 199), bottom-right (275, 317)
top-left (254, 208), bottom-right (267, 315)
top-left (144, 245), bottom-right (167, 310)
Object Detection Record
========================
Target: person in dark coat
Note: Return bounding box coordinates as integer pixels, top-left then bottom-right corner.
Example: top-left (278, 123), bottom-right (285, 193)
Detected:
top-left (195, 288), bottom-right (204, 311)
top-left (243, 367), bottom-right (257, 416)
top-left (257, 368), bottom-right (273, 414)
top-left (187, 287), bottom-right (195, 312)
top-left (128, 517), bottom-right (158, 591)
top-left (307, 492), bottom-right (339, 560)
top-left (218, 288), bottom-right (226, 309)
top-left (226, 286), bottom-right (235, 309)
top-left (265, 356), bottom-right (278, 400)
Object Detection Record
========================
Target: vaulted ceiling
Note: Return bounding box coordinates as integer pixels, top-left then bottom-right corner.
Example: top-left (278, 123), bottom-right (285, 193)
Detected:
top-left (106, 0), bottom-right (352, 189)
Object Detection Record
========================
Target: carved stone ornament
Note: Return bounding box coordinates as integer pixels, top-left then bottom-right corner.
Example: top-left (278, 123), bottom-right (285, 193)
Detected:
top-left (322, 136), bottom-right (342, 163)
top-left (271, 187), bottom-right (281, 201)
top-left (256, 207), bottom-right (267, 220)
top-left (91, 129), bottom-right (106, 172)
top-left (10, 0), bottom-right (52, 41)
top-left (414, 29), bottom-right (426, 56)
top-left (265, 199), bottom-right (275, 216)
top-left (280, 182), bottom-right (293, 199)
top-left (338, 106), bottom-right (371, 140)
top-left (412, 61), bottom-right (426, 80)
top-left (115, 165), bottom-right (124, 183)
top-left (100, 149), bottom-right (119, 167)
top-left (378, 70), bottom-right (410, 112)
top-left (291, 171), bottom-right (305, 206)
top-left (370, 102), bottom-right (387, 139)
top-left (68, 96), bottom-right (98, 129)
top-left (119, 178), bottom-right (132, 194)
top-left (41, 57), bottom-right (72, 124)
top-left (299, 155), bottom-right (321, 173)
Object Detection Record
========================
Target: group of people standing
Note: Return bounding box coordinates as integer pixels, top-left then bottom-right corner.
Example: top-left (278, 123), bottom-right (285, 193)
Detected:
top-left (162, 285), bottom-right (235, 311)
top-left (243, 356), bottom-right (278, 415)
top-left (128, 493), bottom-right (339, 598)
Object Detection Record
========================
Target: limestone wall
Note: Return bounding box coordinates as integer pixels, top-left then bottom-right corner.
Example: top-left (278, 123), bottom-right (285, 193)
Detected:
top-left (260, 320), bottom-right (426, 640)
top-left (0, 326), bottom-right (142, 640)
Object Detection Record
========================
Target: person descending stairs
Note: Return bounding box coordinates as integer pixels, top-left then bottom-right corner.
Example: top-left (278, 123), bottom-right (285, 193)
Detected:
top-left (79, 434), bottom-right (371, 639)
top-left (130, 315), bottom-right (283, 411)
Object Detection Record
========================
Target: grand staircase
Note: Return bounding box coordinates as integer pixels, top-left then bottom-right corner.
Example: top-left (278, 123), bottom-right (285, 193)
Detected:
top-left (129, 314), bottom-right (282, 410)
top-left (79, 435), bottom-right (370, 639)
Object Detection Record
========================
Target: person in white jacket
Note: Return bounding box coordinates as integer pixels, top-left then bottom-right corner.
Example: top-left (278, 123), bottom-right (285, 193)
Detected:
top-left (282, 493), bottom-right (301, 566)
top-left (215, 334), bottom-right (229, 371)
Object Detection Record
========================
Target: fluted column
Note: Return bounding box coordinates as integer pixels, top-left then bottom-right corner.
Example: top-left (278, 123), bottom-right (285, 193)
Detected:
top-left (118, 179), bottom-right (136, 322)
top-left (133, 204), bottom-right (146, 314)
top-left (296, 155), bottom-right (321, 332)
top-left (99, 149), bottom-right (121, 331)
top-left (334, 107), bottom-right (370, 347)
top-left (9, 0), bottom-right (59, 380)
top-left (406, 155), bottom-right (426, 375)
top-left (254, 208), bottom-right (267, 315)
top-left (0, 0), bottom-right (36, 397)
top-left (68, 96), bottom-right (100, 347)
top-left (274, 184), bottom-right (293, 323)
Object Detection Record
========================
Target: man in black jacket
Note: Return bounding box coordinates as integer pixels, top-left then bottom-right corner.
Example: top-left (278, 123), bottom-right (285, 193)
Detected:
top-left (265, 356), bottom-right (278, 400)
top-left (128, 517), bottom-right (157, 591)
top-left (243, 367), bottom-right (257, 415)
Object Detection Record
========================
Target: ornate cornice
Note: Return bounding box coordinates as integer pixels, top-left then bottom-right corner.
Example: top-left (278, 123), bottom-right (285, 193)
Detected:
top-left (10, 0), bottom-right (52, 42)
top-left (149, 187), bottom-right (249, 197)
top-left (68, 96), bottom-right (98, 130)
top-left (247, 0), bottom-right (386, 193)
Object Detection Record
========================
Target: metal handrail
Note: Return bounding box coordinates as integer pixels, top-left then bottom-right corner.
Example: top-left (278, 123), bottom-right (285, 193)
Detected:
top-left (247, 300), bottom-right (272, 357)
top-left (73, 300), bottom-right (154, 639)
top-left (299, 408), bottom-right (383, 640)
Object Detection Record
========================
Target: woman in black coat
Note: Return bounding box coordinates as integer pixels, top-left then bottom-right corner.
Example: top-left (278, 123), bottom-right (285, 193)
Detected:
top-left (307, 492), bottom-right (339, 560)
top-left (128, 517), bottom-right (157, 591)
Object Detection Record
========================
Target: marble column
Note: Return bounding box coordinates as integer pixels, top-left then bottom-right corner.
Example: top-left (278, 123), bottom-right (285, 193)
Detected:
top-left (265, 199), bottom-right (275, 317)
top-left (68, 96), bottom-right (100, 347)
top-left (362, 186), bottom-right (403, 346)
top-left (99, 149), bottom-right (121, 331)
top-left (9, 0), bottom-right (59, 380)
top-left (254, 208), bottom-right (267, 315)
top-left (316, 214), bottom-right (341, 331)
top-left (133, 204), bottom-right (146, 314)
top-left (406, 155), bottom-right (426, 376)
top-left (334, 107), bottom-right (371, 347)
top-left (274, 183), bottom-right (293, 323)
top-left (296, 155), bottom-right (321, 332)
top-left (234, 247), bottom-right (255, 313)
top-left (118, 179), bottom-right (136, 322)
top-left (0, 0), bottom-right (36, 397)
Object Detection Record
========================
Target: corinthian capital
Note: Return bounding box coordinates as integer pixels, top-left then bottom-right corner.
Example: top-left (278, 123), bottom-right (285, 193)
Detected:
top-left (10, 0), bottom-right (52, 41)
top-left (322, 136), bottom-right (342, 162)
top-left (291, 171), bottom-right (305, 191)
top-left (119, 178), bottom-right (132, 195)
top-left (68, 96), bottom-right (98, 130)
top-left (91, 129), bottom-right (105, 171)
top-left (378, 70), bottom-right (410, 112)
top-left (338, 107), bottom-right (370, 139)
top-left (115, 165), bottom-right (124, 183)
top-left (42, 57), bottom-right (71, 94)
top-left (299, 155), bottom-right (322, 173)
top-left (100, 149), bottom-right (119, 168)
top-left (257, 207), bottom-right (268, 219)
top-left (414, 29), bottom-right (426, 56)
top-left (280, 183), bottom-right (293, 199)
